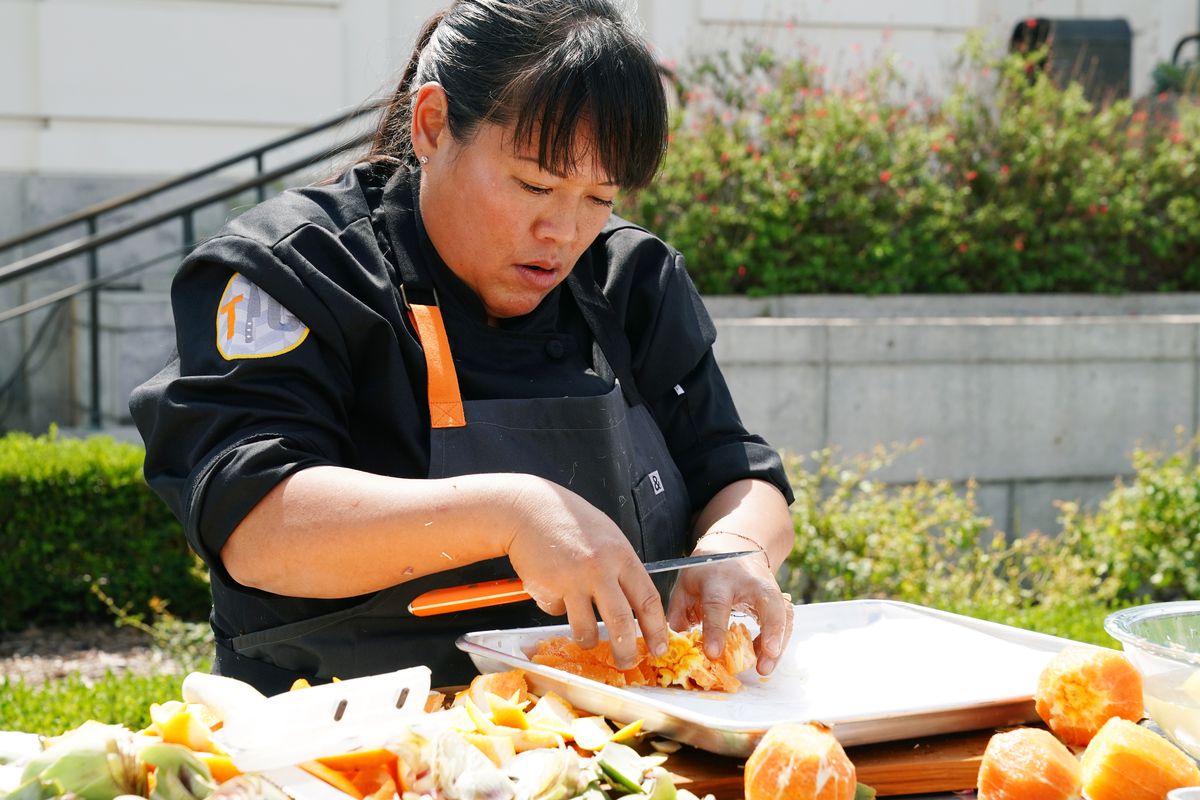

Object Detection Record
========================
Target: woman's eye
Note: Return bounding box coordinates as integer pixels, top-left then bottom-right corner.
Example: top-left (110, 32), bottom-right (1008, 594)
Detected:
top-left (591, 196), bottom-right (616, 209)
top-left (518, 180), bottom-right (550, 195)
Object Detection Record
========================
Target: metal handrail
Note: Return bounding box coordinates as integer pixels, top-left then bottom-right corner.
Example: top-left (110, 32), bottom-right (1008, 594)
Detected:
top-left (0, 108), bottom-right (377, 429)
top-left (0, 129), bottom-right (371, 287)
top-left (0, 104), bottom-right (377, 258)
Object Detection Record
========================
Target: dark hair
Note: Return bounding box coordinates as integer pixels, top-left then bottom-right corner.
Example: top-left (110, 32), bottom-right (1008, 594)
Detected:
top-left (364, 0), bottom-right (668, 188)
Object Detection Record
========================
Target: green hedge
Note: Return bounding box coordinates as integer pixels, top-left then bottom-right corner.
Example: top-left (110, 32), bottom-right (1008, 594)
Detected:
top-left (780, 436), bottom-right (1200, 645)
top-left (623, 40), bottom-right (1200, 295)
top-left (0, 428), bottom-right (209, 630)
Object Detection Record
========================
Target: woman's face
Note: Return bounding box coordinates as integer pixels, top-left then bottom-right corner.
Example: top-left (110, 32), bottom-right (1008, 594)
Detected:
top-left (418, 117), bottom-right (618, 324)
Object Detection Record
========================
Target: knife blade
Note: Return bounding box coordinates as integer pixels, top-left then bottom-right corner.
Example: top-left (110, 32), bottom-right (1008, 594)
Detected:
top-left (407, 549), bottom-right (758, 617)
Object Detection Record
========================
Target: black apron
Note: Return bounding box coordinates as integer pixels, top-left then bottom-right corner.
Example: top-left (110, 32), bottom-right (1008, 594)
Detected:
top-left (213, 171), bottom-right (691, 692)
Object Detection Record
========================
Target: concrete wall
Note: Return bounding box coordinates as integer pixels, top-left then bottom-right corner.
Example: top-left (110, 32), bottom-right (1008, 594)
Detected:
top-left (710, 295), bottom-right (1200, 538)
top-left (34, 292), bottom-right (1200, 542)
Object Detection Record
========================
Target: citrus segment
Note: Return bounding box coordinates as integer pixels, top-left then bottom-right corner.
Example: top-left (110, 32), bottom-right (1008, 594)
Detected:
top-left (530, 623), bottom-right (755, 692)
top-left (976, 727), bottom-right (1081, 800)
top-left (1034, 645), bottom-right (1143, 746)
top-left (743, 722), bottom-right (856, 800)
top-left (1080, 716), bottom-right (1200, 800)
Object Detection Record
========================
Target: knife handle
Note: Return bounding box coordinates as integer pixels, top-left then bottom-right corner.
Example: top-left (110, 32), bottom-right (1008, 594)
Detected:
top-left (407, 577), bottom-right (532, 617)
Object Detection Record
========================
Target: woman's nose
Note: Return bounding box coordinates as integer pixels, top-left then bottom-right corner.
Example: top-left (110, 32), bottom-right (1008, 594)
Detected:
top-left (532, 202), bottom-right (579, 246)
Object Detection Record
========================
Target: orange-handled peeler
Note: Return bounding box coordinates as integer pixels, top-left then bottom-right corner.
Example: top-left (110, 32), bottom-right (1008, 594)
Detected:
top-left (407, 550), bottom-right (758, 617)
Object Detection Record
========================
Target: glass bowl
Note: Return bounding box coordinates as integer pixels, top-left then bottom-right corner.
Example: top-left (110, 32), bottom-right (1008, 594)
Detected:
top-left (1106, 601), bottom-right (1200, 759)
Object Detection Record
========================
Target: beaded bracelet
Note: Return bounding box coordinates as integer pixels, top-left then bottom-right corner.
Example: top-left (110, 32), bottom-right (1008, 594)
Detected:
top-left (695, 530), bottom-right (771, 571)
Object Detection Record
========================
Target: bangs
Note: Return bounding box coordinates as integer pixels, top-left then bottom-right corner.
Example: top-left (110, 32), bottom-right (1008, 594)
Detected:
top-left (497, 16), bottom-right (667, 189)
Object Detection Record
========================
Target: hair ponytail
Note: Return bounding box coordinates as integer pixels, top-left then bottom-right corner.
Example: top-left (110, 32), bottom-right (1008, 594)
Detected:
top-left (363, 10), bottom-right (446, 170)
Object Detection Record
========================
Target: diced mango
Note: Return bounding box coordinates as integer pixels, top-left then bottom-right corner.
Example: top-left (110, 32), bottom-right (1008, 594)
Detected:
top-left (463, 695), bottom-right (502, 735)
top-left (299, 760), bottom-right (365, 799)
top-left (463, 733), bottom-right (517, 768)
top-left (487, 692), bottom-right (530, 730)
top-left (526, 692), bottom-right (578, 738)
top-left (195, 752), bottom-right (242, 783)
top-left (510, 728), bottom-right (565, 752)
top-left (611, 719), bottom-right (644, 743)
top-left (571, 716), bottom-right (615, 751)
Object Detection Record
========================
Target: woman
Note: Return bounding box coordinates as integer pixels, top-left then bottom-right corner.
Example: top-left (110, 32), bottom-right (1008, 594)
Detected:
top-left (131, 0), bottom-right (795, 694)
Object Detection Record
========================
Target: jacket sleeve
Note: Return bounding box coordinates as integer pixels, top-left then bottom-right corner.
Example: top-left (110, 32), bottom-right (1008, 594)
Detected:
top-left (608, 232), bottom-right (795, 512)
top-left (129, 234), bottom-right (357, 582)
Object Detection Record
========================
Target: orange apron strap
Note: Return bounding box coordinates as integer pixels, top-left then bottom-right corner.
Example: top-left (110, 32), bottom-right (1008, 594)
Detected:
top-left (407, 303), bottom-right (466, 428)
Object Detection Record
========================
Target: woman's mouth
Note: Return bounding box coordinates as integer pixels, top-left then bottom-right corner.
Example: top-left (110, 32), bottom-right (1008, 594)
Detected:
top-left (514, 262), bottom-right (561, 289)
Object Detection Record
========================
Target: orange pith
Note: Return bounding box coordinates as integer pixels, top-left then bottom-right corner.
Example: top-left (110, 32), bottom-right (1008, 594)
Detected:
top-left (531, 623), bottom-right (755, 692)
top-left (1034, 645), bottom-right (1143, 746)
top-left (743, 723), bottom-right (856, 800)
top-left (976, 727), bottom-right (1081, 800)
top-left (1080, 716), bottom-right (1200, 800)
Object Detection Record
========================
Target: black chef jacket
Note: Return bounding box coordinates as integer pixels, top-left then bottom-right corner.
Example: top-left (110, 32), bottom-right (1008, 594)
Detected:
top-left (130, 163), bottom-right (793, 650)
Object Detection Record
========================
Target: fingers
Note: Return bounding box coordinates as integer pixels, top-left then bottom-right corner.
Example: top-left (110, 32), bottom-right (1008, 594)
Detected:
top-left (700, 584), bottom-right (735, 660)
top-left (666, 583), bottom-right (691, 632)
top-left (592, 589), bottom-right (641, 669)
top-left (754, 590), bottom-right (794, 675)
top-left (564, 592), bottom-right (599, 650)
top-left (622, 572), bottom-right (669, 659)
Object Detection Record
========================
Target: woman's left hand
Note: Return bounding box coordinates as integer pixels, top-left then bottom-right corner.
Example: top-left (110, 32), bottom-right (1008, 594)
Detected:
top-left (665, 534), bottom-right (794, 675)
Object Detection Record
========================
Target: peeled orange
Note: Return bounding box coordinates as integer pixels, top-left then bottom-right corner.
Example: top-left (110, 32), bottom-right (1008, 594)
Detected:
top-left (976, 727), bottom-right (1081, 800)
top-left (1034, 645), bottom-right (1143, 746)
top-left (743, 722), bottom-right (856, 800)
top-left (1080, 716), bottom-right (1200, 800)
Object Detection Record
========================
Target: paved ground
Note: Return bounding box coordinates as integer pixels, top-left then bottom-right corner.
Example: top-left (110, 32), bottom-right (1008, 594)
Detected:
top-left (0, 625), bottom-right (179, 684)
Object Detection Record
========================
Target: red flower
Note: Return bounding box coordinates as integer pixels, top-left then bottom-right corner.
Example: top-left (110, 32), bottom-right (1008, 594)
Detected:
top-left (966, 170), bottom-right (978, 181)
top-left (879, 170), bottom-right (892, 183)
top-left (720, 152), bottom-right (730, 164)
top-left (1099, 204), bottom-right (1109, 215)
top-left (1000, 164), bottom-right (1010, 177)
top-left (1025, 17), bottom-right (1037, 28)
top-left (1088, 204), bottom-right (1098, 216)
top-left (1159, 91), bottom-right (1170, 102)
top-left (931, 142), bottom-right (942, 153)
top-left (1014, 237), bottom-right (1025, 252)
top-left (958, 243), bottom-right (970, 254)
top-left (737, 265), bottom-right (747, 278)
top-left (788, 189), bottom-right (801, 201)
top-left (710, 204), bottom-right (719, 215)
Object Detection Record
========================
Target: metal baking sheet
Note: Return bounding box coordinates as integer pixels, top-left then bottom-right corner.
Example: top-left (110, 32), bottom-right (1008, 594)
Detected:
top-left (457, 599), bottom-right (1078, 756)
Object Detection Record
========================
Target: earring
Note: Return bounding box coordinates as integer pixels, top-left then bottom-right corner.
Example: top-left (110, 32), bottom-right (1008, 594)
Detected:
top-left (419, 155), bottom-right (429, 165)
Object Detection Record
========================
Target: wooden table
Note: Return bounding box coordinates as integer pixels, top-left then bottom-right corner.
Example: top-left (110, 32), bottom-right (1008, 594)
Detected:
top-left (666, 727), bottom-right (993, 798)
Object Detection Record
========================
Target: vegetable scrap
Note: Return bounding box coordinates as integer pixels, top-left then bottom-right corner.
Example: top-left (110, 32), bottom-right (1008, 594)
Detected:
top-left (1, 668), bottom-right (719, 800)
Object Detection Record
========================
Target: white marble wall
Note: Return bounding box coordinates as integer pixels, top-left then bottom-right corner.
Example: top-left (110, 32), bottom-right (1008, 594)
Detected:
top-left (1, 0), bottom-right (1195, 176)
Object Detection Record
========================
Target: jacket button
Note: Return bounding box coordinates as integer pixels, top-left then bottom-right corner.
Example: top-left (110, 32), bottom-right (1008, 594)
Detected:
top-left (545, 339), bottom-right (565, 359)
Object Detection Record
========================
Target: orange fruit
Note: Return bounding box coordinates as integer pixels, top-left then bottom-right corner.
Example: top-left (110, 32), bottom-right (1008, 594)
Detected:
top-left (1080, 717), bottom-right (1200, 800)
top-left (530, 623), bottom-right (755, 692)
top-left (743, 723), bottom-right (856, 800)
top-left (976, 728), bottom-right (1081, 800)
top-left (1034, 645), bottom-right (1143, 746)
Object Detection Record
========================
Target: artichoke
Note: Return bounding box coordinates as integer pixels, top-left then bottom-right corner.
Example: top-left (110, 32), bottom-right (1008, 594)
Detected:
top-left (20, 724), bottom-right (145, 800)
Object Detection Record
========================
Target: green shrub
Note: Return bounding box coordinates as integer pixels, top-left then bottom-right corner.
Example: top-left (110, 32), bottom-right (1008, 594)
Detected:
top-left (1059, 431), bottom-right (1200, 603)
top-left (780, 444), bottom-right (1125, 645)
top-left (623, 40), bottom-right (1200, 294)
top-left (0, 427), bottom-right (209, 630)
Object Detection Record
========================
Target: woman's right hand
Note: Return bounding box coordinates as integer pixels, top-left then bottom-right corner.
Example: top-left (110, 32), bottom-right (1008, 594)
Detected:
top-left (504, 476), bottom-right (669, 668)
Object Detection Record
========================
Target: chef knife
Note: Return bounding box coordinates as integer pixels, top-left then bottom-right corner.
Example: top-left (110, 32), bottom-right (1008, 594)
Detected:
top-left (407, 550), bottom-right (758, 617)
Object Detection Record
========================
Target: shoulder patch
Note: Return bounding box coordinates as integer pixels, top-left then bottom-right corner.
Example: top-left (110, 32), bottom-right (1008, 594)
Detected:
top-left (215, 273), bottom-right (309, 360)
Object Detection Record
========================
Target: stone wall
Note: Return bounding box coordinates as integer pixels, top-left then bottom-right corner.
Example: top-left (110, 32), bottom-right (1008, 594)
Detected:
top-left (709, 295), bottom-right (1200, 537)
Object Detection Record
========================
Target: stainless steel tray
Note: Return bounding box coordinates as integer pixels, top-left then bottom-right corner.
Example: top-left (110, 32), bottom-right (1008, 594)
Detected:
top-left (457, 599), bottom-right (1078, 756)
